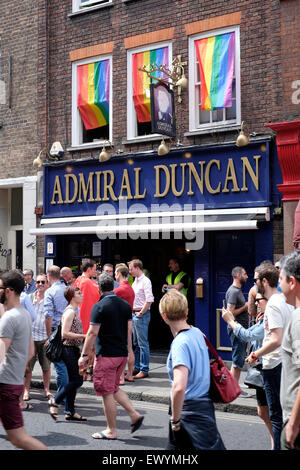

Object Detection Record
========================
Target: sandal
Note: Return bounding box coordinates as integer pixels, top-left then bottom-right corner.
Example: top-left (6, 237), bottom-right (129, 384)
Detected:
top-left (48, 398), bottom-right (59, 421)
top-left (65, 413), bottom-right (87, 421)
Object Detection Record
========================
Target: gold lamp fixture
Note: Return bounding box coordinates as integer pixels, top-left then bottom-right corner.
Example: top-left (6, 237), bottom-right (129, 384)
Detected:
top-left (32, 150), bottom-right (43, 169)
top-left (99, 141), bottom-right (113, 162)
top-left (236, 121), bottom-right (250, 147)
top-left (139, 55), bottom-right (188, 103)
top-left (158, 138), bottom-right (170, 156)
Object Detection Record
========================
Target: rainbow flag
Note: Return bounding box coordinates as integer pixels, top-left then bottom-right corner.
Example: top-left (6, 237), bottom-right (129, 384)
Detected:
top-left (77, 60), bottom-right (110, 130)
top-left (132, 47), bottom-right (169, 123)
top-left (195, 32), bottom-right (235, 111)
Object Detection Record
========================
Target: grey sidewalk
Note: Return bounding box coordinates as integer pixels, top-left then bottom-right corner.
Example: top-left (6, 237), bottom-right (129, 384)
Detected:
top-left (30, 354), bottom-right (258, 416)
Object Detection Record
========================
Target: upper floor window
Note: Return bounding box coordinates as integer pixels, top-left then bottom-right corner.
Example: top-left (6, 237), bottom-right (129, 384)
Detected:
top-left (127, 42), bottom-right (172, 140)
top-left (72, 55), bottom-right (112, 147)
top-left (188, 26), bottom-right (241, 132)
top-left (72, 0), bottom-right (112, 13)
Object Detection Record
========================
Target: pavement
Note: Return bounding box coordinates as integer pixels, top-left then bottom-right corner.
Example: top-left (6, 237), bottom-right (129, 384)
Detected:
top-left (30, 353), bottom-right (258, 416)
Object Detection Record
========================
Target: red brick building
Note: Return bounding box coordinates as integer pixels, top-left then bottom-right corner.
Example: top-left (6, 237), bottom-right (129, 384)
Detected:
top-left (0, 1), bottom-right (40, 273)
top-left (3, 0), bottom-right (300, 351)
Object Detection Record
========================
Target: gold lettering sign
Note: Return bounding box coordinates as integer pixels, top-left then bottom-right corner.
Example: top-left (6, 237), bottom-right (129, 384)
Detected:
top-left (51, 175), bottom-right (63, 204)
top-left (154, 165), bottom-right (171, 197)
top-left (222, 158), bottom-right (240, 193)
top-left (49, 155), bottom-right (262, 206)
top-left (205, 160), bottom-right (221, 194)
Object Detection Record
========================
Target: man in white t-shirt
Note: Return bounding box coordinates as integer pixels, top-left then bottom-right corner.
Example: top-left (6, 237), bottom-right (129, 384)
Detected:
top-left (0, 270), bottom-right (47, 450)
top-left (246, 263), bottom-right (293, 450)
top-left (279, 250), bottom-right (300, 450)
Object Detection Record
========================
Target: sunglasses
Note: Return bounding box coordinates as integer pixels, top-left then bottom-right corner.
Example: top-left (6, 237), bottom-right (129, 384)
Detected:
top-left (255, 297), bottom-right (267, 303)
top-left (36, 280), bottom-right (46, 285)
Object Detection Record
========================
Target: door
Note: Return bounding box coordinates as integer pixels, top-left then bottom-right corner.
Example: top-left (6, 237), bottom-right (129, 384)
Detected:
top-left (211, 231), bottom-right (255, 359)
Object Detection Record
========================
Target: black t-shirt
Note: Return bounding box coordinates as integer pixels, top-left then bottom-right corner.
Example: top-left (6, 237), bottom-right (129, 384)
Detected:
top-left (90, 293), bottom-right (132, 357)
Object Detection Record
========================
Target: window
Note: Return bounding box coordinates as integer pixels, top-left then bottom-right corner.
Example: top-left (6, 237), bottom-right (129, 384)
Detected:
top-left (189, 26), bottom-right (240, 132)
top-left (127, 42), bottom-right (172, 141)
top-left (72, 55), bottom-right (112, 148)
top-left (72, 0), bottom-right (112, 13)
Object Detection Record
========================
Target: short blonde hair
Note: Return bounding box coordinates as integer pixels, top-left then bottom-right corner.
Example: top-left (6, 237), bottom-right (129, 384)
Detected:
top-left (159, 289), bottom-right (188, 321)
top-left (115, 263), bottom-right (129, 277)
top-left (128, 259), bottom-right (143, 270)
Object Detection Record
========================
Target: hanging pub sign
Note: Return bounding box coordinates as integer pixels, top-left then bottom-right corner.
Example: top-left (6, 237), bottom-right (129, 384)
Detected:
top-left (150, 81), bottom-right (176, 137)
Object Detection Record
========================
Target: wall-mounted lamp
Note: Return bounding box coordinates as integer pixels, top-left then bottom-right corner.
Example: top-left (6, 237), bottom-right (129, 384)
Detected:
top-left (236, 121), bottom-right (250, 147)
top-left (49, 141), bottom-right (64, 159)
top-left (158, 138), bottom-right (170, 156)
top-left (32, 150), bottom-right (43, 169)
top-left (99, 141), bottom-right (113, 162)
top-left (139, 55), bottom-right (188, 103)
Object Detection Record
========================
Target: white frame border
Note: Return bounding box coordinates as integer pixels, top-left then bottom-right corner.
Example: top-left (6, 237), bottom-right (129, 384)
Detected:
top-left (188, 25), bottom-right (241, 132)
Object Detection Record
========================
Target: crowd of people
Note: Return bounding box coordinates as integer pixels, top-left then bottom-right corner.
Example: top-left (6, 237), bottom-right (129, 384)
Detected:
top-left (222, 254), bottom-right (300, 450)
top-left (0, 250), bottom-right (299, 451)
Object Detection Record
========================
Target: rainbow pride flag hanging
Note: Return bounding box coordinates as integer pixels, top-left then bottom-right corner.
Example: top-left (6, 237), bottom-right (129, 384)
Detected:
top-left (195, 32), bottom-right (235, 111)
top-left (77, 60), bottom-right (110, 130)
top-left (132, 47), bottom-right (169, 123)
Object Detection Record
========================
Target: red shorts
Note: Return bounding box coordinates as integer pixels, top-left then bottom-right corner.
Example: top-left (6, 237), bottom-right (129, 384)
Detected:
top-left (93, 356), bottom-right (127, 396)
top-left (0, 383), bottom-right (24, 430)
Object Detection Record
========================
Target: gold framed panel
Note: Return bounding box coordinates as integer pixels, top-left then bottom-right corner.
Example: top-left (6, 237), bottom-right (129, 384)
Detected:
top-left (216, 308), bottom-right (232, 351)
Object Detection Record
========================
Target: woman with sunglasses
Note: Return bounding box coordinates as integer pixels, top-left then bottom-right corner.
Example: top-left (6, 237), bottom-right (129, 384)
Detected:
top-left (23, 274), bottom-right (52, 404)
top-left (222, 293), bottom-right (273, 448)
top-left (48, 286), bottom-right (86, 421)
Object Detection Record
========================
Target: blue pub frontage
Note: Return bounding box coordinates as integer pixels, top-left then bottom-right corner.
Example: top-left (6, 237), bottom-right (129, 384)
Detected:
top-left (32, 138), bottom-right (282, 358)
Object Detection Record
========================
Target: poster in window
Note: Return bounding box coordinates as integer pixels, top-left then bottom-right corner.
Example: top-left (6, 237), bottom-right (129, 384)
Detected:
top-left (150, 82), bottom-right (176, 137)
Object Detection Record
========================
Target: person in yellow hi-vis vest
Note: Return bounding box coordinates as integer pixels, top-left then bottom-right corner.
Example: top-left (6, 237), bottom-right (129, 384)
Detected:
top-left (162, 258), bottom-right (191, 297)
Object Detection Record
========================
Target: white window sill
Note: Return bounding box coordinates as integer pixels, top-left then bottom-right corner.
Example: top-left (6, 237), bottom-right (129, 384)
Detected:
top-left (69, 2), bottom-right (114, 18)
top-left (185, 124), bottom-right (240, 137)
top-left (67, 141), bottom-right (114, 152)
top-left (123, 135), bottom-right (169, 145)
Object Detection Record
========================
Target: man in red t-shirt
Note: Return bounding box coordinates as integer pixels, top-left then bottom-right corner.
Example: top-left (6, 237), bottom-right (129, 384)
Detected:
top-left (74, 259), bottom-right (100, 334)
top-left (114, 264), bottom-right (135, 383)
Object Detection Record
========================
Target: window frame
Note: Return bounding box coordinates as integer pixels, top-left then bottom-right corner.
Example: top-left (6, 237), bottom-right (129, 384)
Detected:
top-left (188, 25), bottom-right (241, 133)
top-left (72, 0), bottom-right (112, 13)
top-left (126, 41), bottom-right (173, 142)
top-left (71, 54), bottom-right (113, 149)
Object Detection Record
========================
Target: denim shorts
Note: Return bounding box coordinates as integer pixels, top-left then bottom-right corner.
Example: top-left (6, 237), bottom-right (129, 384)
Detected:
top-left (228, 327), bottom-right (247, 369)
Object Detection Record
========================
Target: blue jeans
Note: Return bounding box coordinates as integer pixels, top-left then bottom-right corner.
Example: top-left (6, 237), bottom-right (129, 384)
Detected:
top-left (227, 326), bottom-right (247, 369)
top-left (262, 363), bottom-right (283, 450)
top-left (54, 347), bottom-right (83, 415)
top-left (53, 359), bottom-right (70, 414)
top-left (132, 310), bottom-right (150, 374)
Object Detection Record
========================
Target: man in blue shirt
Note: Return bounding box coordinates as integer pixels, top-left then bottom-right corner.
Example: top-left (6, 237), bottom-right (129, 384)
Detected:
top-left (23, 269), bottom-right (37, 295)
top-left (44, 265), bottom-right (69, 415)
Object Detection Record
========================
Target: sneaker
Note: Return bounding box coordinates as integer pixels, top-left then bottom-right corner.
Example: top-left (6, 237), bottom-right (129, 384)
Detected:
top-left (239, 390), bottom-right (252, 398)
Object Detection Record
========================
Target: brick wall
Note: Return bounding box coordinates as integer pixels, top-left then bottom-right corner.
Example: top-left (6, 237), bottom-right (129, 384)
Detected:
top-left (280, 0), bottom-right (300, 121)
top-left (0, 1), bottom-right (40, 178)
top-left (42, 0), bottom-right (286, 160)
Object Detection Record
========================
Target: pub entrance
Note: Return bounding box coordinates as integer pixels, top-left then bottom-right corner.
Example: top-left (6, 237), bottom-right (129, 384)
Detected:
top-left (56, 234), bottom-right (195, 352)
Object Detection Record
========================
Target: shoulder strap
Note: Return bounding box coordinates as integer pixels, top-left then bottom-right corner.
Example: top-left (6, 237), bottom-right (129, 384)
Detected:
top-left (202, 333), bottom-right (224, 364)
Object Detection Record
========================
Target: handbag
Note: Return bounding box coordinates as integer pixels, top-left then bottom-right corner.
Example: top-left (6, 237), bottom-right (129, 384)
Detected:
top-left (45, 324), bottom-right (63, 363)
top-left (203, 334), bottom-right (242, 403)
top-left (244, 365), bottom-right (264, 390)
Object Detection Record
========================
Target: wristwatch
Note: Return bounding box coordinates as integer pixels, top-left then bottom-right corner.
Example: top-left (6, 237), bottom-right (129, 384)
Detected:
top-left (170, 418), bottom-right (181, 431)
top-left (80, 353), bottom-right (88, 358)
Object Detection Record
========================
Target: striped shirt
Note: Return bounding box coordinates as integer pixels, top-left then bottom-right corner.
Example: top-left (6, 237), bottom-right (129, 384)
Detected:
top-left (31, 295), bottom-right (48, 341)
